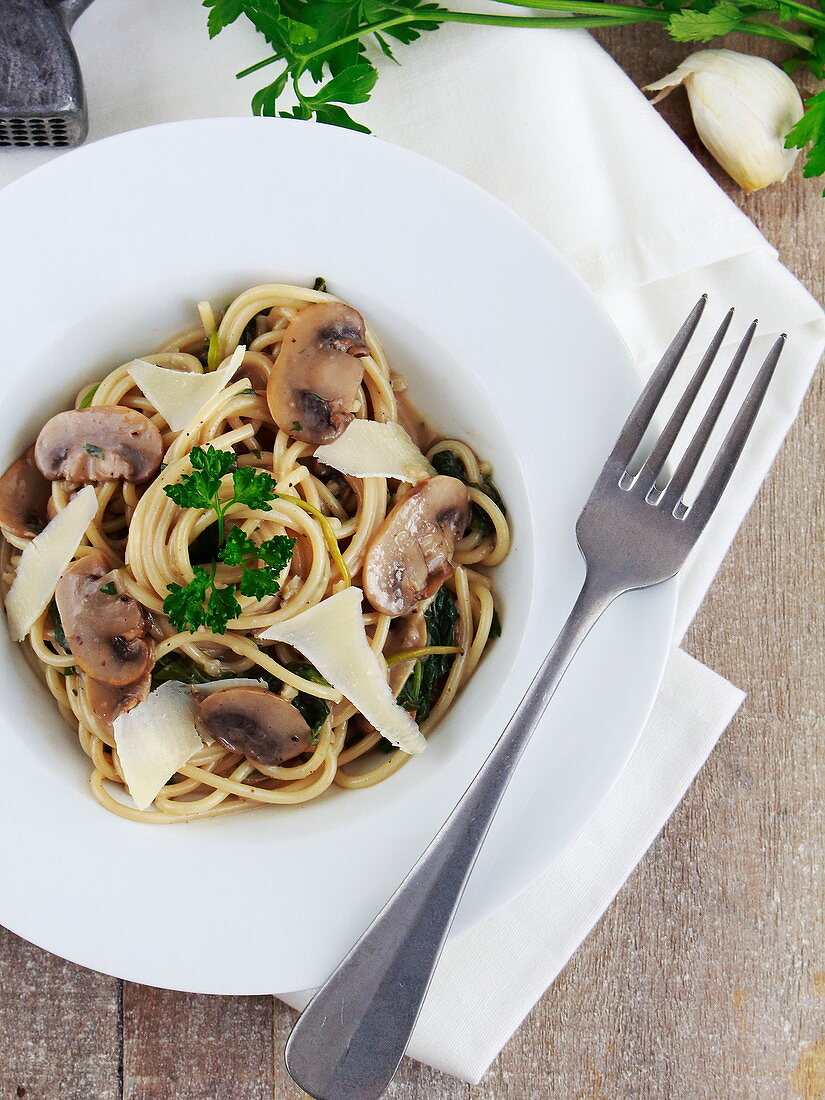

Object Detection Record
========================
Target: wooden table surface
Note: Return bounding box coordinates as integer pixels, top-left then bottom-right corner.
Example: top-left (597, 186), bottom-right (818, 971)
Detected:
top-left (1, 31), bottom-right (822, 1100)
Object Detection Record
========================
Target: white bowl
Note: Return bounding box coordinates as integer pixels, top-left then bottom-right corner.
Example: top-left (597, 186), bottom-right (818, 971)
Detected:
top-left (0, 118), bottom-right (675, 993)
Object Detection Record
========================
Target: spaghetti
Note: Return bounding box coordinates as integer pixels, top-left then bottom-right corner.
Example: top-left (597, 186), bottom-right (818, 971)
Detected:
top-left (0, 283), bottom-right (510, 822)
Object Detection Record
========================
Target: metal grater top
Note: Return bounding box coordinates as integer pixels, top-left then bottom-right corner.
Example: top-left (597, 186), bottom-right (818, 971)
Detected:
top-left (0, 0), bottom-right (96, 150)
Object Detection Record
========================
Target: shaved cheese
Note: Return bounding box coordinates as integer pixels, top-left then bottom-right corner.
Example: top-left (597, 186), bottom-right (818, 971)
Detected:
top-left (113, 681), bottom-right (203, 811)
top-left (5, 485), bottom-right (98, 641)
top-left (315, 420), bottom-right (434, 484)
top-left (260, 587), bottom-right (426, 755)
top-left (127, 345), bottom-right (245, 432)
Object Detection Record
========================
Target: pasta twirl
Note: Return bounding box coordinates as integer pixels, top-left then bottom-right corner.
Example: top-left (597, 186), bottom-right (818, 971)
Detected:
top-left (0, 282), bottom-right (511, 823)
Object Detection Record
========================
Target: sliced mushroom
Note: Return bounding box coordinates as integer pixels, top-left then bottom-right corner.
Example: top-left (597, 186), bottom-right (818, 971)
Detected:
top-left (386, 610), bottom-right (427, 696)
top-left (54, 552), bottom-right (155, 686)
top-left (34, 406), bottom-right (163, 484)
top-left (196, 686), bottom-right (312, 766)
top-left (85, 670), bottom-right (151, 728)
top-left (0, 445), bottom-right (52, 538)
top-left (267, 302), bottom-right (368, 445)
top-left (363, 476), bottom-right (470, 617)
top-left (231, 355), bottom-right (270, 392)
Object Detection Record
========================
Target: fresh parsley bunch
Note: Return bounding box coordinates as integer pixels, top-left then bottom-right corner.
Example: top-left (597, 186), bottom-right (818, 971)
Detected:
top-left (204, 0), bottom-right (825, 190)
top-left (163, 446), bottom-right (295, 634)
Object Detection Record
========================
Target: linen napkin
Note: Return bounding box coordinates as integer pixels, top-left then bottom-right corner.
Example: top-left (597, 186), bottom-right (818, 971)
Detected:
top-left (1, 2), bottom-right (822, 1084)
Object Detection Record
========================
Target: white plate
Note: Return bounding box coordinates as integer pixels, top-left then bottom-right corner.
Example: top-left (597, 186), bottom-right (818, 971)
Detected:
top-left (0, 118), bottom-right (675, 994)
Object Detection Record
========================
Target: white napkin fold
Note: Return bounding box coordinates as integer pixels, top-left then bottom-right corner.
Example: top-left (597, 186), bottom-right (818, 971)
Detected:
top-left (2, 2), bottom-right (822, 1084)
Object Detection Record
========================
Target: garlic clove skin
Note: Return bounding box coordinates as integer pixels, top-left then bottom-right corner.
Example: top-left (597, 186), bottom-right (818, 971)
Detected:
top-left (645, 49), bottom-right (804, 193)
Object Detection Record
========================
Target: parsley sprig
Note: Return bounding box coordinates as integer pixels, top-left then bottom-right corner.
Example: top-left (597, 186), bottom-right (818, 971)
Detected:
top-left (785, 90), bottom-right (825, 194)
top-left (163, 446), bottom-right (295, 633)
top-left (204, 0), bottom-right (825, 192)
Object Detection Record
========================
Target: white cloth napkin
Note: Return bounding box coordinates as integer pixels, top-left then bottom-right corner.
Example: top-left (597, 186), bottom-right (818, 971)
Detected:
top-left (2, 2), bottom-right (823, 1084)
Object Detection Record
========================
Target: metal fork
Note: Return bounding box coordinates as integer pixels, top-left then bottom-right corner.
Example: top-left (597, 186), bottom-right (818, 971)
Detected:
top-left (285, 297), bottom-right (785, 1100)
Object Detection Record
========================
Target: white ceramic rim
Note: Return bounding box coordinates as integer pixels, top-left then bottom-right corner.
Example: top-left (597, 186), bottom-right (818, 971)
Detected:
top-left (0, 118), bottom-right (676, 993)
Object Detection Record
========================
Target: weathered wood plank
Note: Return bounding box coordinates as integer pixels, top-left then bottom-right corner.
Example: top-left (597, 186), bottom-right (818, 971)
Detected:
top-left (121, 984), bottom-right (274, 1100)
top-left (0, 926), bottom-right (120, 1100)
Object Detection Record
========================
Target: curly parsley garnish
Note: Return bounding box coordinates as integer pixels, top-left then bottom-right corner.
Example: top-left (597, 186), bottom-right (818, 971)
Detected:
top-left (162, 446), bottom-right (295, 634)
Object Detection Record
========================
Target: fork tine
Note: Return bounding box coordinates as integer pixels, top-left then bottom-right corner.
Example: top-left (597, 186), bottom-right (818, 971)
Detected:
top-left (608, 295), bottom-right (707, 471)
top-left (631, 308), bottom-right (734, 498)
top-left (659, 319), bottom-right (757, 514)
top-left (683, 334), bottom-right (786, 531)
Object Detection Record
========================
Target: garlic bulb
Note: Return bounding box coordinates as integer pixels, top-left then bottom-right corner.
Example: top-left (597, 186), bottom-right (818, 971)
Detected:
top-left (645, 49), bottom-right (804, 193)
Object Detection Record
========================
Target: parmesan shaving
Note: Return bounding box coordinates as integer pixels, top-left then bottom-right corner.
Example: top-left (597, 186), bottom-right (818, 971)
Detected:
top-left (127, 345), bottom-right (245, 432)
top-left (113, 681), bottom-right (203, 811)
top-left (260, 587), bottom-right (426, 754)
top-left (5, 485), bottom-right (98, 641)
top-left (315, 420), bottom-right (434, 484)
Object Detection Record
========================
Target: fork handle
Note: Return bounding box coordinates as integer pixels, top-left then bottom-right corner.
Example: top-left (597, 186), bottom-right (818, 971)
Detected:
top-left (285, 571), bottom-right (619, 1100)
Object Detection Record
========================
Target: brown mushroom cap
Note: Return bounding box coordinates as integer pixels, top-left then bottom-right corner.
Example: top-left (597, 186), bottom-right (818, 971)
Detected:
top-left (34, 406), bottom-right (163, 484)
top-left (196, 686), bottom-right (312, 766)
top-left (231, 355), bottom-right (270, 392)
top-left (363, 476), bottom-right (470, 617)
top-left (0, 445), bottom-right (52, 538)
top-left (54, 552), bottom-right (155, 686)
top-left (266, 302), bottom-right (368, 445)
top-left (387, 610), bottom-right (427, 696)
top-left (85, 671), bottom-right (151, 728)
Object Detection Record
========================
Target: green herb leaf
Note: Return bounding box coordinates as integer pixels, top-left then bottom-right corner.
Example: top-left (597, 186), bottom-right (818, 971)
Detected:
top-left (306, 63), bottom-right (378, 107)
top-left (257, 534), bottom-right (296, 570)
top-left (232, 464), bottom-right (277, 510)
top-left (291, 421), bottom-right (303, 432)
top-left (164, 568), bottom-right (212, 633)
top-left (786, 90), bottom-right (825, 193)
top-left (314, 103), bottom-right (372, 133)
top-left (252, 70), bottom-right (290, 115)
top-left (204, 583), bottom-right (243, 633)
top-left (99, 581), bottom-right (118, 596)
top-left (164, 448), bottom-right (290, 631)
top-left (237, 564), bottom-right (282, 598)
top-left (220, 525), bottom-right (259, 565)
top-left (165, 446), bottom-right (237, 511)
top-left (204, 0), bottom-right (244, 37)
top-left (668, 0), bottom-right (743, 39)
top-left (312, 276), bottom-right (327, 292)
top-left (78, 383), bottom-right (99, 409)
top-left (84, 443), bottom-right (105, 458)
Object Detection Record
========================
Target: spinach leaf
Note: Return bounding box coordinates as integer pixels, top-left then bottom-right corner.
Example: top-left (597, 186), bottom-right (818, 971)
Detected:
top-left (489, 607), bottom-right (502, 639)
top-left (241, 308), bottom-right (269, 348)
top-left (49, 600), bottom-right (71, 654)
top-left (398, 586), bottom-right (457, 723)
top-left (429, 449), bottom-right (465, 481)
top-left (430, 449), bottom-right (505, 538)
top-left (151, 652), bottom-right (215, 689)
top-left (266, 660), bottom-right (330, 743)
